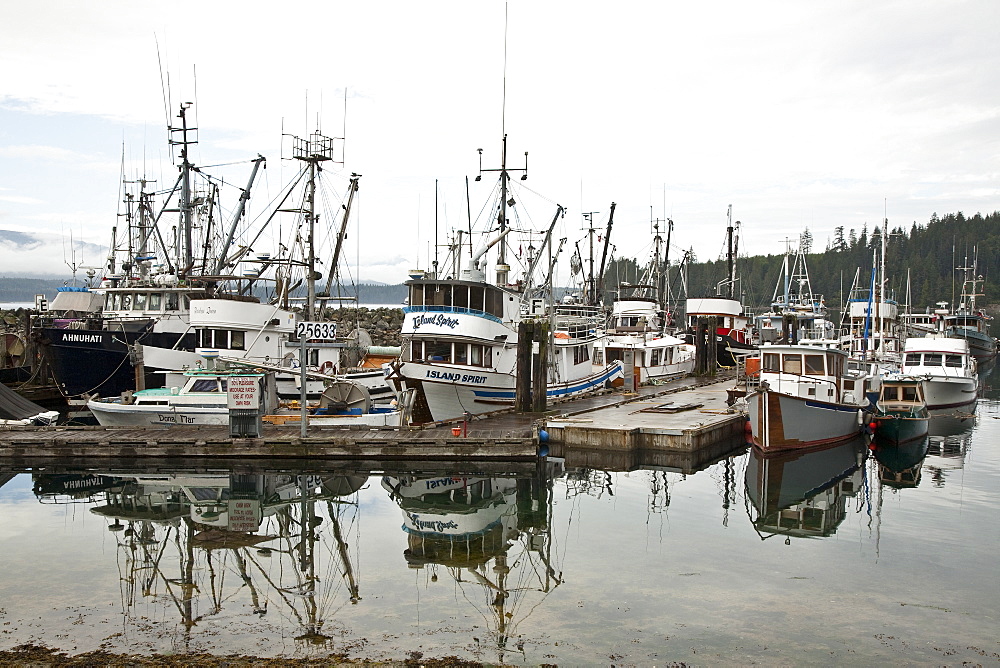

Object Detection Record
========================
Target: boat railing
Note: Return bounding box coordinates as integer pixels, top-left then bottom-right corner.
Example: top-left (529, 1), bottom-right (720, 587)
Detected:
top-left (402, 304), bottom-right (503, 324)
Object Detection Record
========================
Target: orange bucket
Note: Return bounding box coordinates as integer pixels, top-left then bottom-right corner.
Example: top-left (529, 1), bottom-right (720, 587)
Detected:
top-left (451, 426), bottom-right (462, 437)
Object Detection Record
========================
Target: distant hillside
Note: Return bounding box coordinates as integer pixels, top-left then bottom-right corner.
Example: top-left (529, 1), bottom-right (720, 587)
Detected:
top-left (0, 277), bottom-right (70, 302)
top-left (0, 276), bottom-right (409, 306)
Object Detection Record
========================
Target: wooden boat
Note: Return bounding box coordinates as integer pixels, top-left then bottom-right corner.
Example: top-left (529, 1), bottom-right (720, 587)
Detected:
top-left (746, 344), bottom-right (869, 452)
top-left (871, 375), bottom-right (929, 445)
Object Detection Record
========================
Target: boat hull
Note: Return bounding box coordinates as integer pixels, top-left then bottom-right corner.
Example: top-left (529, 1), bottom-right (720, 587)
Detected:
top-left (41, 326), bottom-right (194, 397)
top-left (387, 360), bottom-right (623, 423)
top-left (747, 387), bottom-right (862, 452)
top-left (872, 412), bottom-right (929, 445)
top-left (922, 376), bottom-right (978, 411)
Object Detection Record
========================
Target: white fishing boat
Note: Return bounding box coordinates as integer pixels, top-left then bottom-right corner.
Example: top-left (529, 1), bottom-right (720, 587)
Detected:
top-left (596, 220), bottom-right (695, 386)
top-left (383, 136), bottom-right (622, 424)
top-left (746, 344), bottom-right (870, 452)
top-left (87, 363), bottom-right (401, 427)
top-left (901, 336), bottom-right (978, 411)
top-left (86, 366), bottom-right (277, 427)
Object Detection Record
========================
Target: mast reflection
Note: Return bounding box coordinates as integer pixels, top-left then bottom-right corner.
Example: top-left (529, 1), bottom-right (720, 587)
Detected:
top-left (32, 470), bottom-right (367, 651)
top-left (382, 464), bottom-right (562, 663)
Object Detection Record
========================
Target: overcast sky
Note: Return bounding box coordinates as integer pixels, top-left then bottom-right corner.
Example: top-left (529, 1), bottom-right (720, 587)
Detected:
top-left (1, 1), bottom-right (998, 288)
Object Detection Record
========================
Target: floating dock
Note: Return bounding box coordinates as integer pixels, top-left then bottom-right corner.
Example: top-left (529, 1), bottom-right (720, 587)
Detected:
top-left (543, 374), bottom-right (749, 472)
top-left (0, 372), bottom-right (748, 466)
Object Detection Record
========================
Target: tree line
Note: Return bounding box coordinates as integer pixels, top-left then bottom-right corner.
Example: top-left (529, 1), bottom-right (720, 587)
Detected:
top-left (603, 210), bottom-right (1000, 313)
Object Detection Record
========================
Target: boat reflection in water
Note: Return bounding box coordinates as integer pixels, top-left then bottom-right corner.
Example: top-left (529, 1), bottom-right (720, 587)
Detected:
top-left (745, 437), bottom-right (868, 540)
top-left (873, 436), bottom-right (930, 489)
top-left (34, 470), bottom-right (367, 650)
top-left (382, 466), bottom-right (562, 662)
top-left (924, 410), bottom-right (977, 487)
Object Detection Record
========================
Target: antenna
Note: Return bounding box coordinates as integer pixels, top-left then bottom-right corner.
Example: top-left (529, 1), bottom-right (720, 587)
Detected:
top-left (502, 3), bottom-right (508, 137)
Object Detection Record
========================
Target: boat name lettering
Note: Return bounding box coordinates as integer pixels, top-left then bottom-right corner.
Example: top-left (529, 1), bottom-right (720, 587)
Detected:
top-left (422, 477), bottom-right (466, 490)
top-left (412, 314), bottom-right (460, 330)
top-left (158, 413), bottom-right (195, 424)
top-left (425, 370), bottom-right (488, 383)
top-left (408, 513), bottom-right (460, 533)
top-left (61, 333), bottom-right (103, 343)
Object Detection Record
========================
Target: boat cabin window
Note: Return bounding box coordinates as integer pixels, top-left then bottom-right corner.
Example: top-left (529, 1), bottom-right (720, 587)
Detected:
top-left (905, 353), bottom-right (921, 366)
top-left (148, 293), bottom-right (162, 311)
top-left (411, 340), bottom-right (423, 360)
top-left (134, 293), bottom-right (147, 310)
top-left (454, 343), bottom-right (469, 365)
top-left (121, 294), bottom-right (132, 309)
top-left (470, 286), bottom-right (485, 312)
top-left (923, 354), bottom-right (943, 366)
top-left (430, 284), bottom-right (451, 307)
top-left (782, 354), bottom-right (803, 374)
top-left (425, 341), bottom-right (452, 363)
top-left (902, 385), bottom-right (918, 401)
top-left (882, 386), bottom-right (900, 401)
top-left (828, 353), bottom-right (844, 378)
top-left (573, 345), bottom-right (591, 365)
top-left (190, 379), bottom-right (221, 392)
top-left (945, 354), bottom-right (962, 367)
top-left (230, 331), bottom-right (245, 350)
top-left (650, 349), bottom-right (661, 366)
top-left (804, 354), bottom-right (825, 375)
top-left (166, 293), bottom-right (180, 311)
top-left (593, 348), bottom-right (604, 365)
top-left (453, 285), bottom-right (469, 309)
top-left (762, 353), bottom-right (781, 372)
top-left (487, 288), bottom-right (504, 318)
top-left (409, 284), bottom-right (424, 307)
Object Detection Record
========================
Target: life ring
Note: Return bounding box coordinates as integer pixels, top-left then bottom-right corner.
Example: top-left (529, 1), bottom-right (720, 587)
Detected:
top-left (319, 361), bottom-right (336, 375)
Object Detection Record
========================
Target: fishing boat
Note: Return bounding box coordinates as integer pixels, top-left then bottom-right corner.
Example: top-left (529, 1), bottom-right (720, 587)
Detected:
top-left (746, 344), bottom-right (870, 452)
top-left (871, 374), bottom-right (930, 445)
top-left (598, 220), bottom-right (694, 385)
top-left (86, 361), bottom-right (400, 427)
top-left (901, 336), bottom-right (978, 411)
top-left (942, 260), bottom-right (997, 363)
top-left (755, 242), bottom-right (836, 345)
top-left (683, 206), bottom-right (756, 367)
top-left (383, 136), bottom-right (622, 423)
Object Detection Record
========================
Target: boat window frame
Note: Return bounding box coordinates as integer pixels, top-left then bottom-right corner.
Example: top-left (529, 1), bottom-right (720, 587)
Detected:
top-left (945, 354), bottom-right (962, 368)
top-left (804, 354), bottom-right (825, 375)
top-left (782, 353), bottom-right (803, 375)
top-left (762, 352), bottom-right (780, 373)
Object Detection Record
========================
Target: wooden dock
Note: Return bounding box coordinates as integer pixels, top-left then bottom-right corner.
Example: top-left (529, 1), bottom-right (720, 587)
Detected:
top-left (542, 373), bottom-right (749, 471)
top-left (0, 423), bottom-right (539, 464)
top-left (0, 372), bottom-right (748, 467)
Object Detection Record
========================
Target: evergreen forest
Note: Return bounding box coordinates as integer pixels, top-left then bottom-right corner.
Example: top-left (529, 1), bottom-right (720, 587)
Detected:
top-left (602, 211), bottom-right (1000, 314)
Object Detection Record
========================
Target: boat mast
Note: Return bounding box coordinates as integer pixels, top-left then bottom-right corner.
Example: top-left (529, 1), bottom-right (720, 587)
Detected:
top-left (474, 134), bottom-right (527, 287)
top-left (168, 102), bottom-right (197, 277)
top-left (596, 202), bottom-right (615, 306)
top-left (291, 132), bottom-right (335, 321)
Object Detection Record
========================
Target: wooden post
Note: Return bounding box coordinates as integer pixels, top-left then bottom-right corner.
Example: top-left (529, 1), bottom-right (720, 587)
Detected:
top-left (531, 320), bottom-right (548, 413)
top-left (515, 321), bottom-right (533, 412)
top-left (707, 316), bottom-right (718, 375)
top-left (694, 317), bottom-right (707, 375)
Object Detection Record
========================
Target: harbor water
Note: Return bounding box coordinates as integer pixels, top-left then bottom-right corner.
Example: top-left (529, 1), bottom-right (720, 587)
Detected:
top-left (1, 391), bottom-right (998, 664)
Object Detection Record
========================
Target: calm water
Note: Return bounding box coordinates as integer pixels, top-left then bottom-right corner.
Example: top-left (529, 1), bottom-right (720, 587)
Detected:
top-left (1, 403), bottom-right (998, 664)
